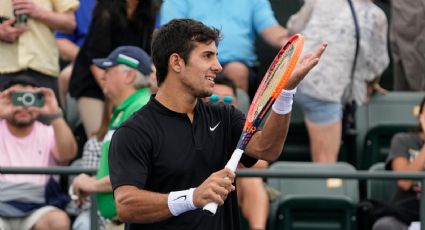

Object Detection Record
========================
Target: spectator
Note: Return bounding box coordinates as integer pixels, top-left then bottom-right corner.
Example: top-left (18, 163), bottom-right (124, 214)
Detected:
top-left (69, 0), bottom-right (158, 138)
top-left (0, 75), bottom-right (77, 230)
top-left (55, 0), bottom-right (96, 107)
top-left (372, 96), bottom-right (425, 230)
top-left (70, 46), bottom-right (154, 230)
top-left (287, 0), bottom-right (389, 162)
top-left (0, 0), bottom-right (79, 100)
top-left (160, 0), bottom-right (289, 97)
top-left (71, 99), bottom-right (113, 230)
top-left (108, 18), bottom-right (326, 230)
top-left (390, 0), bottom-right (425, 91)
top-left (207, 74), bottom-right (270, 230)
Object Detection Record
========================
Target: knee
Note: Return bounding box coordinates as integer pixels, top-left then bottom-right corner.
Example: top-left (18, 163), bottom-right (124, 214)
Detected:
top-left (36, 209), bottom-right (70, 230)
top-left (372, 216), bottom-right (406, 230)
top-left (223, 62), bottom-right (249, 79)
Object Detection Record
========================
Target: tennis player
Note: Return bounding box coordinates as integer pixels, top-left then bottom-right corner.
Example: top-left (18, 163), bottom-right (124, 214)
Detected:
top-left (109, 18), bottom-right (326, 230)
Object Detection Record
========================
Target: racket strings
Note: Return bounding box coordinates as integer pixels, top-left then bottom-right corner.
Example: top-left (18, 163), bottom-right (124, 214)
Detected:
top-left (249, 43), bottom-right (297, 121)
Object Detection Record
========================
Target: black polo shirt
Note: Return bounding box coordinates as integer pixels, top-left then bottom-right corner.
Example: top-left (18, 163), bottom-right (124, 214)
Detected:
top-left (109, 96), bottom-right (257, 230)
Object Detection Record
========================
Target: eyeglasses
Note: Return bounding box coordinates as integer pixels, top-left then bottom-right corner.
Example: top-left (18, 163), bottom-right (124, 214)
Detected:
top-left (209, 94), bottom-right (234, 104)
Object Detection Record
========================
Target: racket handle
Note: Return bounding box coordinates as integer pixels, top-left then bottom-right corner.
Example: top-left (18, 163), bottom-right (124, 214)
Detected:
top-left (202, 149), bottom-right (244, 215)
top-left (203, 202), bottom-right (218, 215)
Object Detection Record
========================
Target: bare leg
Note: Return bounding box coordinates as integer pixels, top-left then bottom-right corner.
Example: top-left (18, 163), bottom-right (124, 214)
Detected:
top-left (305, 119), bottom-right (342, 163)
top-left (58, 64), bottom-right (73, 109)
top-left (222, 61), bottom-right (250, 92)
top-left (237, 160), bottom-right (269, 230)
top-left (33, 209), bottom-right (70, 230)
top-left (77, 97), bottom-right (104, 137)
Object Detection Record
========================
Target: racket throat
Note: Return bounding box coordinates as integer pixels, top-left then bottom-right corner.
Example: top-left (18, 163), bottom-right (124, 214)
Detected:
top-left (225, 149), bottom-right (244, 171)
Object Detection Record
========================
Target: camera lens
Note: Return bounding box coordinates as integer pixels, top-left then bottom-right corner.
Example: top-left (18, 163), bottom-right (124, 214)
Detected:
top-left (19, 93), bottom-right (36, 106)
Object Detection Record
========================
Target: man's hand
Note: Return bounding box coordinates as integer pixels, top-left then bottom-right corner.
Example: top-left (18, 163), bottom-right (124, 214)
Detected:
top-left (71, 173), bottom-right (97, 205)
top-left (0, 18), bottom-right (26, 43)
top-left (285, 42), bottom-right (328, 90)
top-left (0, 87), bottom-right (18, 119)
top-left (12, 0), bottom-right (43, 19)
top-left (193, 168), bottom-right (236, 207)
top-left (29, 87), bottom-right (60, 116)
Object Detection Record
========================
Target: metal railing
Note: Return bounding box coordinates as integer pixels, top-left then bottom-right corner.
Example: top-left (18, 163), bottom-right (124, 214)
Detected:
top-left (2, 167), bottom-right (425, 230)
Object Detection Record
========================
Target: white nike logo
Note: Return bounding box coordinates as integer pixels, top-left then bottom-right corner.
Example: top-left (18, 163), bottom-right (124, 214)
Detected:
top-left (209, 121), bottom-right (221, 131)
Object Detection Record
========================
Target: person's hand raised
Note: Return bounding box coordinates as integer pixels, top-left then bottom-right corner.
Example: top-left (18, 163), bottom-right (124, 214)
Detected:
top-left (285, 42), bottom-right (328, 90)
top-left (28, 87), bottom-right (60, 117)
top-left (0, 87), bottom-right (18, 119)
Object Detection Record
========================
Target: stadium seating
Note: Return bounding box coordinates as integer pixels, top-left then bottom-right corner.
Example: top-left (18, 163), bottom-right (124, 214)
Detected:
top-left (366, 162), bottom-right (397, 203)
top-left (267, 162), bottom-right (358, 230)
top-left (355, 92), bottom-right (422, 169)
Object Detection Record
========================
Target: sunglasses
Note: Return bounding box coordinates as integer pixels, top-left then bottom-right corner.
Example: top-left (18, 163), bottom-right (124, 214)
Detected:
top-left (209, 94), bottom-right (234, 104)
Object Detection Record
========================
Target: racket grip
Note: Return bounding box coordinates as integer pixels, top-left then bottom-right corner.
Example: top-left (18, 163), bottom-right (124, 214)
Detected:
top-left (202, 149), bottom-right (244, 215)
top-left (203, 202), bottom-right (218, 215)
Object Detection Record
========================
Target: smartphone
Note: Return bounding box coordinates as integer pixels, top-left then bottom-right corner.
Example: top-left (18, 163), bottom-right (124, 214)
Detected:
top-left (12, 91), bottom-right (44, 107)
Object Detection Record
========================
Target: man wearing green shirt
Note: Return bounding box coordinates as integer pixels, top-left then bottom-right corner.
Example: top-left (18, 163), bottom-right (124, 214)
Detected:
top-left (70, 46), bottom-right (153, 227)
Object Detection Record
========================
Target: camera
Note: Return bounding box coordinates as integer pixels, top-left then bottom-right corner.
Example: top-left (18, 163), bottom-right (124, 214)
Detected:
top-left (12, 91), bottom-right (44, 107)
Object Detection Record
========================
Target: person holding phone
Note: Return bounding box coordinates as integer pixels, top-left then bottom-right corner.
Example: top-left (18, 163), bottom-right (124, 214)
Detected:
top-left (0, 75), bottom-right (77, 230)
top-left (0, 0), bottom-right (79, 101)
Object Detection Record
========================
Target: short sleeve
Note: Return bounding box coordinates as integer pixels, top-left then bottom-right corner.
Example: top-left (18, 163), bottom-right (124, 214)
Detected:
top-left (160, 0), bottom-right (188, 25)
top-left (52, 0), bottom-right (79, 13)
top-left (109, 126), bottom-right (152, 190)
top-left (386, 133), bottom-right (411, 170)
top-left (252, 0), bottom-right (279, 34)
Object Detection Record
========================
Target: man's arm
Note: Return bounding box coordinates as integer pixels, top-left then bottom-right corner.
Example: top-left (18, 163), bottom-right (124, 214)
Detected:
top-left (35, 87), bottom-right (77, 162)
top-left (50, 117), bottom-right (78, 162)
top-left (114, 186), bottom-right (171, 223)
top-left (113, 168), bottom-right (235, 223)
top-left (12, 0), bottom-right (77, 33)
top-left (260, 24), bottom-right (290, 49)
top-left (245, 42), bottom-right (327, 161)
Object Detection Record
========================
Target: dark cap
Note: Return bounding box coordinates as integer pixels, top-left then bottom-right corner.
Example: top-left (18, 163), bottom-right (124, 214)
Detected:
top-left (93, 46), bottom-right (152, 76)
top-left (2, 75), bottom-right (40, 91)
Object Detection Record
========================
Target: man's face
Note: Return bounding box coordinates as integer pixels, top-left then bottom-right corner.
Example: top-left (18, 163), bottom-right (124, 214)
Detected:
top-left (102, 65), bottom-right (125, 99)
top-left (181, 41), bottom-right (223, 98)
top-left (8, 85), bottom-right (39, 127)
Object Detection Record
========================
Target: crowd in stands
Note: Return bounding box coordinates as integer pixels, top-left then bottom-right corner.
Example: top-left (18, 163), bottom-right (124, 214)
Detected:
top-left (0, 0), bottom-right (424, 229)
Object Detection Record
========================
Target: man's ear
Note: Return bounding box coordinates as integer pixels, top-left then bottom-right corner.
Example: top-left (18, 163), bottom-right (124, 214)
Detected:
top-left (124, 68), bottom-right (136, 85)
top-left (168, 53), bottom-right (184, 73)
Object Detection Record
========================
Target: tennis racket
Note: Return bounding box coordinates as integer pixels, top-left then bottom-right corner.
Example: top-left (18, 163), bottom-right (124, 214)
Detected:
top-left (203, 33), bottom-right (304, 215)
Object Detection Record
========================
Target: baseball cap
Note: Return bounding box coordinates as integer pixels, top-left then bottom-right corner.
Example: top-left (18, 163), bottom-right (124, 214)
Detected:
top-left (92, 46), bottom-right (152, 76)
top-left (2, 75), bottom-right (40, 91)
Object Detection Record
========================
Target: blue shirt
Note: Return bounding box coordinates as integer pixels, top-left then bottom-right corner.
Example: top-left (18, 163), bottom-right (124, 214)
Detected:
top-left (160, 0), bottom-right (278, 67)
top-left (55, 0), bottom-right (96, 47)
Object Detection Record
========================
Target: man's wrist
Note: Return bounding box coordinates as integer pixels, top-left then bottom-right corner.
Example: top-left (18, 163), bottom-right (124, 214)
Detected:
top-left (272, 88), bottom-right (297, 115)
top-left (41, 108), bottom-right (63, 125)
top-left (168, 188), bottom-right (197, 216)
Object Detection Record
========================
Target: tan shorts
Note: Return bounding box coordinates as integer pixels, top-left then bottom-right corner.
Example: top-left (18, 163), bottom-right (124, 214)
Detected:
top-left (0, 206), bottom-right (57, 230)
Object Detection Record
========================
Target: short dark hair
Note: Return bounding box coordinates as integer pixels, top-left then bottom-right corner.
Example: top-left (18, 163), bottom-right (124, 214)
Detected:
top-left (214, 74), bottom-right (237, 97)
top-left (2, 75), bottom-right (39, 91)
top-left (151, 18), bottom-right (221, 87)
